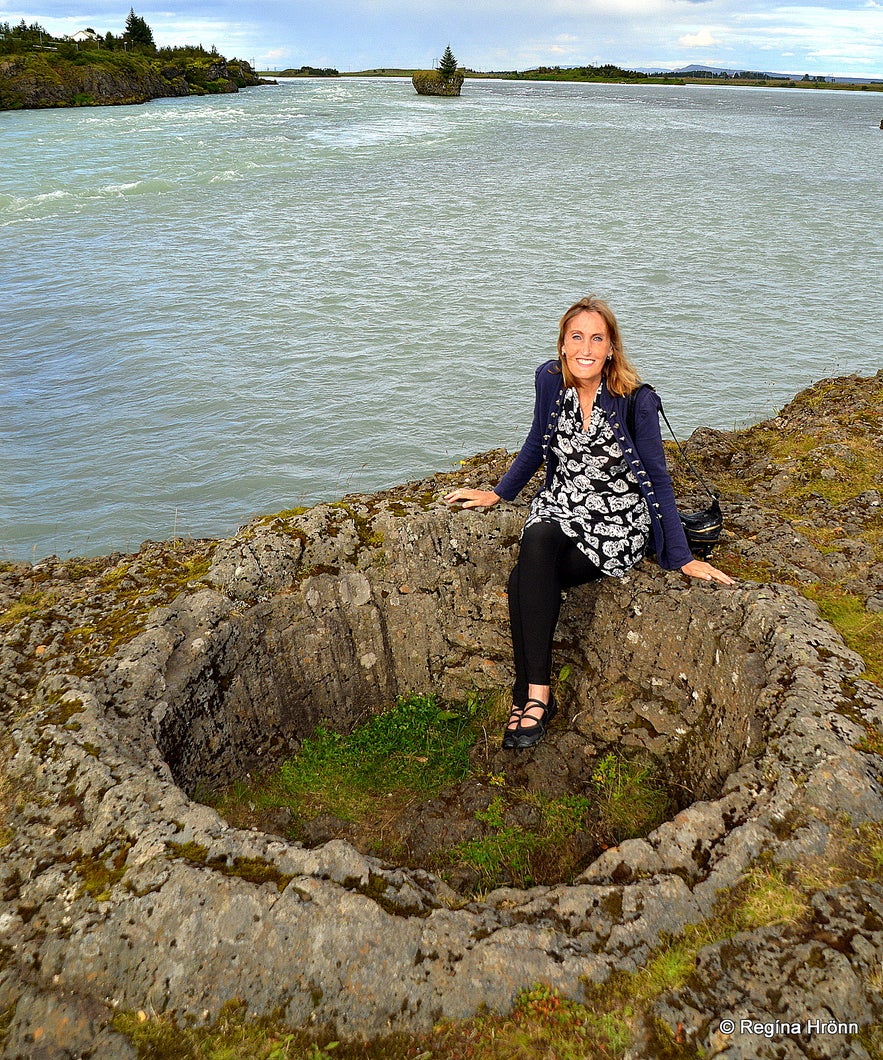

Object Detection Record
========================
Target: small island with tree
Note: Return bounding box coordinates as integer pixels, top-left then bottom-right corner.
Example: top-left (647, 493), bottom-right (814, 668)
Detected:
top-left (412, 44), bottom-right (464, 96)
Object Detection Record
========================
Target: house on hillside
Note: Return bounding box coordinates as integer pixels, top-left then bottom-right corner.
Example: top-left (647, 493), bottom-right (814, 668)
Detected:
top-left (69, 28), bottom-right (101, 43)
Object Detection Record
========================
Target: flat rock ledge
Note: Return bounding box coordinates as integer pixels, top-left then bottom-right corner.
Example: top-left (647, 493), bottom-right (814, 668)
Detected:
top-left (1, 375), bottom-right (882, 1058)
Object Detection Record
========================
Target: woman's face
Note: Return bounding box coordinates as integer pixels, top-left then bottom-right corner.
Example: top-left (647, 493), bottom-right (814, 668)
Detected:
top-left (561, 310), bottom-right (611, 389)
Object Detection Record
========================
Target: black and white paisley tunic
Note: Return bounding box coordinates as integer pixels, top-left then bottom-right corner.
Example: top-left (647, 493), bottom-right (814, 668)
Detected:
top-left (522, 385), bottom-right (651, 577)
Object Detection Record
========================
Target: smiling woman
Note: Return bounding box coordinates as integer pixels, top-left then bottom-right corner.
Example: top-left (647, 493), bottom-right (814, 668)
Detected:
top-left (444, 295), bottom-right (733, 749)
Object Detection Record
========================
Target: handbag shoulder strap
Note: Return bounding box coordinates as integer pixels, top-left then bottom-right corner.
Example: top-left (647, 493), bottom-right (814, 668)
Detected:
top-left (626, 383), bottom-right (717, 501)
top-left (626, 382), bottom-right (653, 438)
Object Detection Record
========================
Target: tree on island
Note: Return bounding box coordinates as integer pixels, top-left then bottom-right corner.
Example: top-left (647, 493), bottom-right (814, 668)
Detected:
top-left (438, 44), bottom-right (458, 79)
top-left (413, 44), bottom-right (464, 95)
top-left (124, 8), bottom-right (155, 50)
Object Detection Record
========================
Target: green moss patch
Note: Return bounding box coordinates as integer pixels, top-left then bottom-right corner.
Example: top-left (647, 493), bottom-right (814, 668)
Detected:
top-left (591, 751), bottom-right (672, 843)
top-left (0, 542), bottom-right (215, 682)
top-left (71, 839), bottom-right (133, 901)
top-left (114, 1000), bottom-right (341, 1060)
top-left (0, 590), bottom-right (58, 626)
top-left (207, 692), bottom-right (476, 828)
top-left (451, 791), bottom-right (591, 891)
top-left (203, 694), bottom-right (673, 895)
top-left (165, 842), bottom-right (294, 893)
top-left (802, 587), bottom-right (883, 684)
top-left (0, 742), bottom-right (13, 850)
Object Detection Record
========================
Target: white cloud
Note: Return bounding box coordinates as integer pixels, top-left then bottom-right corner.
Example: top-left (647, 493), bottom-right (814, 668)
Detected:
top-left (729, 3), bottom-right (883, 70)
top-left (678, 29), bottom-right (719, 47)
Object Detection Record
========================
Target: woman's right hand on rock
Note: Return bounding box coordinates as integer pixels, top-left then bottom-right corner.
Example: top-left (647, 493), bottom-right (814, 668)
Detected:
top-left (443, 488), bottom-right (501, 509)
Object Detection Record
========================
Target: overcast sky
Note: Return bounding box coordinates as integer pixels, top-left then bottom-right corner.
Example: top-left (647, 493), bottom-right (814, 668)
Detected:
top-left (6, 0), bottom-right (883, 77)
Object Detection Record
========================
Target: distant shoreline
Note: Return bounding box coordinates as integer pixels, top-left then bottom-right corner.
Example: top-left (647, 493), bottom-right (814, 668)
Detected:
top-left (263, 68), bottom-right (883, 92)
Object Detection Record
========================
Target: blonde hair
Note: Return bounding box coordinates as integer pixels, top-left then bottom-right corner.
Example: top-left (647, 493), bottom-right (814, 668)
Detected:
top-left (556, 295), bottom-right (641, 397)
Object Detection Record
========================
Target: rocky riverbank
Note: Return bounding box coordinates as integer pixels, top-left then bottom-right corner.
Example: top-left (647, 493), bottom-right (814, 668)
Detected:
top-left (0, 372), bottom-right (881, 1058)
top-left (0, 53), bottom-right (271, 110)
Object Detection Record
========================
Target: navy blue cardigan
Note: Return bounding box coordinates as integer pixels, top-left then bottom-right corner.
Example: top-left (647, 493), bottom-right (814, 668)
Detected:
top-left (494, 360), bottom-right (693, 571)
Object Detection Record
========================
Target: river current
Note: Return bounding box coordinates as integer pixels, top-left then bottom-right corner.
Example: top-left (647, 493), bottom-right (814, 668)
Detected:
top-left (2, 77), bottom-right (881, 561)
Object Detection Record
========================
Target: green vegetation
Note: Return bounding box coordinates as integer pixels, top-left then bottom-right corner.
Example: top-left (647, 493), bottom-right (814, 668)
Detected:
top-left (438, 45), bottom-right (459, 80)
top-left (516, 62), bottom-right (651, 82)
top-left (511, 66), bottom-right (883, 89)
top-left (803, 587), bottom-right (883, 685)
top-left (0, 47), bottom-right (257, 109)
top-left (507, 66), bottom-right (883, 89)
top-left (124, 8), bottom-right (154, 49)
top-left (0, 13), bottom-right (229, 59)
top-left (166, 842), bottom-right (295, 892)
top-left (0, 589), bottom-right (58, 626)
top-left (277, 66), bottom-right (340, 77)
top-left (0, 742), bottom-right (13, 850)
top-left (208, 692), bottom-right (477, 828)
top-left (0, 19), bottom-right (58, 54)
top-left (411, 69), bottom-right (464, 96)
top-left (0, 14), bottom-right (261, 110)
top-left (452, 791), bottom-right (593, 890)
top-left (0, 543), bottom-right (214, 673)
top-left (113, 1000), bottom-right (342, 1059)
top-left (68, 549), bottom-right (214, 669)
top-left (72, 840), bottom-right (132, 901)
top-left (1, 13), bottom-right (159, 56)
top-left (591, 751), bottom-right (672, 842)
top-left (204, 692), bottom-right (672, 893)
top-left (447, 752), bottom-right (670, 891)
top-left (345, 61), bottom-right (882, 90)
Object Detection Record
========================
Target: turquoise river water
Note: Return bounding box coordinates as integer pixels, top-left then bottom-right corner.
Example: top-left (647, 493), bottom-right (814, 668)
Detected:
top-left (1, 77), bottom-right (881, 561)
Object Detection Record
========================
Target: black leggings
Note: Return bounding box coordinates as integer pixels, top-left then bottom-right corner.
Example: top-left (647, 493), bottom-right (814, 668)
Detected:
top-left (508, 520), bottom-right (602, 705)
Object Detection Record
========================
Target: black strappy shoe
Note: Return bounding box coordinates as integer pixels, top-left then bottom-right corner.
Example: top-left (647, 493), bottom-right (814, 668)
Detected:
top-left (513, 694), bottom-right (557, 749)
top-left (502, 702), bottom-right (526, 749)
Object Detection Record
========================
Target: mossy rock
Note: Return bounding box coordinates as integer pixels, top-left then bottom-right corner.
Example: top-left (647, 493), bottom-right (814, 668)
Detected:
top-left (412, 70), bottom-right (464, 96)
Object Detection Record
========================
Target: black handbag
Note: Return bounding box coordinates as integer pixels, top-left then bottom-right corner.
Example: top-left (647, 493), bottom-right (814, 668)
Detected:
top-left (678, 495), bottom-right (723, 559)
top-left (626, 385), bottom-right (723, 559)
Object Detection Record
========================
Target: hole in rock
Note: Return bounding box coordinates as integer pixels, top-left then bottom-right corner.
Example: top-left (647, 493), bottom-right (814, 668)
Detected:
top-left (149, 573), bottom-right (767, 895)
top-left (200, 689), bottom-right (680, 894)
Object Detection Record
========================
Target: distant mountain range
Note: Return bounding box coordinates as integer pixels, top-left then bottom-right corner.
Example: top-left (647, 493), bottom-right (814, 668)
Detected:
top-left (637, 63), bottom-right (882, 85)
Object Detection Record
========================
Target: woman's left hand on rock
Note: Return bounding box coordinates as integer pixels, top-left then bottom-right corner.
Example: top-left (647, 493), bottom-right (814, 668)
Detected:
top-left (680, 559), bottom-right (735, 585)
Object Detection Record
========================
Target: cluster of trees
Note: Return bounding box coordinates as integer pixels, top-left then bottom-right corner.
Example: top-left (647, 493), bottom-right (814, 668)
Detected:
top-left (278, 65), bottom-right (340, 77)
top-left (0, 20), bottom-right (54, 52)
top-left (518, 63), bottom-right (649, 82)
top-left (0, 10), bottom-right (221, 58)
top-left (675, 69), bottom-right (827, 82)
